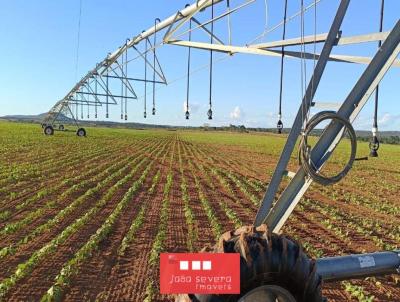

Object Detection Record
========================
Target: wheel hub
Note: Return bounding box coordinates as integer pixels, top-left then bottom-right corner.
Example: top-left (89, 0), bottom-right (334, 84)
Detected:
top-left (238, 285), bottom-right (297, 302)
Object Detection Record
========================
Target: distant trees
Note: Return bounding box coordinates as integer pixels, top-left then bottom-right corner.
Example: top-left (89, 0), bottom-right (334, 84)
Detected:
top-left (220, 124), bottom-right (248, 132)
top-left (216, 126), bottom-right (400, 145)
top-left (357, 135), bottom-right (400, 145)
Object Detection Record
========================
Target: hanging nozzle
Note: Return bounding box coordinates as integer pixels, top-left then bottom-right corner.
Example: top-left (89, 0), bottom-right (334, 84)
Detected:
top-left (277, 120), bottom-right (283, 134)
top-left (369, 132), bottom-right (379, 158)
top-left (207, 109), bottom-right (213, 120)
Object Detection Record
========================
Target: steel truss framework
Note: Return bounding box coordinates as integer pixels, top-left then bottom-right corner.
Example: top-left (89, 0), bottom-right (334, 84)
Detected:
top-left (42, 35), bottom-right (167, 129)
top-left (43, 0), bottom-right (399, 286)
top-left (42, 0), bottom-right (228, 131)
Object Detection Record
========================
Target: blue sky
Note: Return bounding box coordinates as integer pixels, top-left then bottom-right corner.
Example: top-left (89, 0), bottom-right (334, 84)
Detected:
top-left (0, 0), bottom-right (399, 130)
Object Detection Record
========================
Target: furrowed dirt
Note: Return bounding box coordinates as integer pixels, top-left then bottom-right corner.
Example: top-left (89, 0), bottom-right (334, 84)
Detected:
top-left (1, 124), bottom-right (398, 302)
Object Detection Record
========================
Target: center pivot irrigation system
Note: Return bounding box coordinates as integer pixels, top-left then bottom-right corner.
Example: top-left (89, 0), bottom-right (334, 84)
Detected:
top-left (42, 0), bottom-right (399, 301)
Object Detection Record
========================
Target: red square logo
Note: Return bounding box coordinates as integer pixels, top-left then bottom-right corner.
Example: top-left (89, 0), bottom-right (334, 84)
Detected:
top-left (160, 253), bottom-right (240, 294)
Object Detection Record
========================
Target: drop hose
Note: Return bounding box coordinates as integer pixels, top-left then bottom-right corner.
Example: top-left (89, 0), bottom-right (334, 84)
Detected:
top-left (299, 111), bottom-right (357, 185)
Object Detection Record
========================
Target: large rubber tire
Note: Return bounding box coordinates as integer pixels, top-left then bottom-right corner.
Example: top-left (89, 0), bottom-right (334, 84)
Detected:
top-left (76, 128), bottom-right (86, 137)
top-left (44, 125), bottom-right (54, 136)
top-left (177, 225), bottom-right (323, 302)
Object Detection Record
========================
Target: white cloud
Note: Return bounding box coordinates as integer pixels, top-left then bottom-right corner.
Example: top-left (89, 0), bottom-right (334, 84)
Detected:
top-left (378, 113), bottom-right (399, 126)
top-left (240, 112), bottom-right (279, 128)
top-left (353, 115), bottom-right (379, 130)
top-left (230, 106), bottom-right (242, 120)
top-left (353, 113), bottom-right (400, 130)
top-left (182, 101), bottom-right (200, 114)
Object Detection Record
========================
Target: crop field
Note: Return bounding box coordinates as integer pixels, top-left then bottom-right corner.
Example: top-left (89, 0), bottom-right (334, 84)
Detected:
top-left (0, 121), bottom-right (399, 302)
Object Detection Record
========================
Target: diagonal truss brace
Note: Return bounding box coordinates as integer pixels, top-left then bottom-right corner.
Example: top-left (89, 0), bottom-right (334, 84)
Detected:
top-left (132, 40), bottom-right (167, 84)
top-left (251, 31), bottom-right (391, 49)
top-left (256, 19), bottom-right (400, 232)
top-left (167, 37), bottom-right (400, 67)
top-left (191, 17), bottom-right (225, 45)
top-left (163, 0), bottom-right (213, 43)
top-left (253, 0), bottom-right (351, 227)
top-left (164, 0), bottom-right (254, 46)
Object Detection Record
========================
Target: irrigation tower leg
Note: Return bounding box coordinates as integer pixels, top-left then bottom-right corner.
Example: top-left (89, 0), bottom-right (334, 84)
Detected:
top-left (254, 0), bottom-right (351, 227)
top-left (263, 19), bottom-right (400, 233)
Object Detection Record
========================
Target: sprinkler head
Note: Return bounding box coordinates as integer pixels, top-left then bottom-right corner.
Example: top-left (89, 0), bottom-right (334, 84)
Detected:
top-left (152, 108), bottom-right (156, 115)
top-left (121, 114), bottom-right (123, 120)
top-left (369, 136), bottom-right (379, 158)
top-left (106, 113), bottom-right (109, 118)
top-left (207, 109), bottom-right (213, 120)
top-left (185, 111), bottom-right (190, 120)
top-left (277, 120), bottom-right (283, 134)
top-left (95, 114), bottom-right (97, 118)
top-left (144, 112), bottom-right (147, 119)
top-left (369, 149), bottom-right (378, 157)
top-left (125, 115), bottom-right (128, 121)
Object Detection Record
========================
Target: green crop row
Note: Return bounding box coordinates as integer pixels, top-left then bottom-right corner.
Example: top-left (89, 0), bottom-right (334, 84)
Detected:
top-left (189, 144), bottom-right (252, 228)
top-left (178, 143), bottom-right (197, 252)
top-left (0, 140), bottom-right (155, 238)
top-left (144, 141), bottom-right (176, 302)
top-left (342, 281), bottom-right (375, 302)
top-left (41, 159), bottom-right (155, 301)
top-left (143, 172), bottom-right (173, 302)
top-left (209, 167), bottom-right (253, 216)
top-left (302, 198), bottom-right (399, 250)
top-left (0, 154), bottom-right (152, 299)
top-left (320, 185), bottom-right (400, 217)
top-left (0, 139), bottom-right (167, 261)
top-left (117, 170), bottom-right (162, 257)
top-left (222, 170), bottom-right (260, 206)
top-left (13, 148), bottom-right (127, 212)
top-left (184, 145), bottom-right (223, 239)
top-left (219, 201), bottom-right (242, 229)
top-left (0, 140), bottom-right (116, 191)
top-left (191, 167), bottom-right (222, 240)
top-left (0, 145), bottom-right (158, 268)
